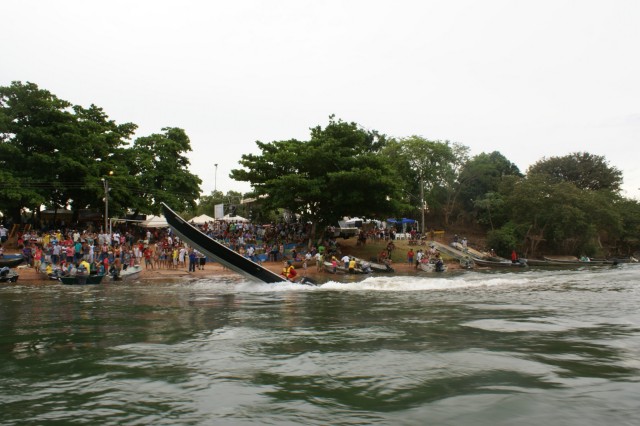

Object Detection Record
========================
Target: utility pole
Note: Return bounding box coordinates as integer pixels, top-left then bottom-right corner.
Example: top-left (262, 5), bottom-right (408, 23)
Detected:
top-left (102, 178), bottom-right (109, 234)
top-left (101, 171), bottom-right (113, 234)
top-left (420, 177), bottom-right (425, 234)
top-left (214, 163), bottom-right (218, 192)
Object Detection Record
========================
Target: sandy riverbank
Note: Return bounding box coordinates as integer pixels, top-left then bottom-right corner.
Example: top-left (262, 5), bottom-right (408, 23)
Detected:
top-left (11, 258), bottom-right (432, 284)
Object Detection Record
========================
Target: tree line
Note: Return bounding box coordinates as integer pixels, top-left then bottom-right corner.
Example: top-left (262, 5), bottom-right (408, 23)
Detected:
top-left (0, 81), bottom-right (201, 225)
top-left (2, 82), bottom-right (638, 258)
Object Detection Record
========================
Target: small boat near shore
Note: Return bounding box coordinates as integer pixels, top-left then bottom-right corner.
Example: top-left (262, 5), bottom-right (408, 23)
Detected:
top-left (473, 258), bottom-right (527, 268)
top-left (542, 256), bottom-right (614, 266)
top-left (418, 260), bottom-right (447, 272)
top-left (0, 254), bottom-right (25, 268)
top-left (354, 257), bottom-right (394, 273)
top-left (59, 274), bottom-right (106, 285)
top-left (111, 265), bottom-right (142, 281)
top-left (0, 267), bottom-right (19, 283)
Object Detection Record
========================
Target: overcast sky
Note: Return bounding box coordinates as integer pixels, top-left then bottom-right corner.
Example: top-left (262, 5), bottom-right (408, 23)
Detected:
top-left (3, 0), bottom-right (639, 199)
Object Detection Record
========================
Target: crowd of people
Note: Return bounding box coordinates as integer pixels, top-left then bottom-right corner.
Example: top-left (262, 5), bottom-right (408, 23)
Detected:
top-left (4, 215), bottom-right (428, 280)
top-left (6, 224), bottom-right (209, 278)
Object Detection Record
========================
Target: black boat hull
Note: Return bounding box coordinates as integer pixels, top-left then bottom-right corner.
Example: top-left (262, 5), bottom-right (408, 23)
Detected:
top-left (161, 203), bottom-right (286, 283)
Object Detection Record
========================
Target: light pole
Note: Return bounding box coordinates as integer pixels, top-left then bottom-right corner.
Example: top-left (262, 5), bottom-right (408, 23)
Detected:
top-left (102, 178), bottom-right (109, 233)
top-left (214, 163), bottom-right (218, 192)
top-left (101, 171), bottom-right (113, 234)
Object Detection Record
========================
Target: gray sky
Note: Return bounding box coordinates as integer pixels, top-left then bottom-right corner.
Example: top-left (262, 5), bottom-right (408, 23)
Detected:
top-left (3, 0), bottom-right (639, 199)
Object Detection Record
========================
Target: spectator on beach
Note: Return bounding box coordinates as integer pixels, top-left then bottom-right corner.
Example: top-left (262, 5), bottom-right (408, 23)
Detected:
top-left (315, 252), bottom-right (324, 272)
top-left (348, 257), bottom-right (356, 273)
top-left (341, 254), bottom-right (350, 269)
top-left (188, 249), bottom-right (197, 272)
top-left (144, 246), bottom-right (154, 270)
top-left (407, 248), bottom-right (414, 264)
top-left (0, 225), bottom-right (7, 244)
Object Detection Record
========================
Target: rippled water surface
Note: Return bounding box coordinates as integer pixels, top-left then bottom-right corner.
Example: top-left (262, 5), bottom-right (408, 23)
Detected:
top-left (1, 265), bottom-right (639, 425)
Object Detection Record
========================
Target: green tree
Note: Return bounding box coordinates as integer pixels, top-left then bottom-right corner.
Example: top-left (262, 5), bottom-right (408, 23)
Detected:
top-left (497, 174), bottom-right (625, 257)
top-left (0, 81), bottom-right (73, 222)
top-left (230, 117), bottom-right (406, 236)
top-left (0, 81), bottom-right (139, 224)
top-left (527, 152), bottom-right (622, 191)
top-left (381, 136), bottom-right (468, 227)
top-left (131, 127), bottom-right (202, 214)
top-left (458, 151), bottom-right (521, 212)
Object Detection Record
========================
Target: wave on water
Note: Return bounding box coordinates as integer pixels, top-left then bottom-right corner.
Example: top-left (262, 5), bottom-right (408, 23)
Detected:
top-left (187, 263), bottom-right (640, 294)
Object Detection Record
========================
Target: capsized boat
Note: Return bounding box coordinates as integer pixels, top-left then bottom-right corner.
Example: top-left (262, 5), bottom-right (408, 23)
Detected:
top-left (162, 203), bottom-right (315, 284)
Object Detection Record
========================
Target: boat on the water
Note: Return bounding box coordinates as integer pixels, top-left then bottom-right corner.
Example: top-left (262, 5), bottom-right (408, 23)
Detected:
top-left (0, 254), bottom-right (24, 268)
top-left (0, 267), bottom-right (19, 283)
top-left (359, 261), bottom-right (395, 272)
top-left (418, 260), bottom-right (447, 272)
top-left (59, 274), bottom-right (106, 285)
top-left (111, 265), bottom-right (143, 281)
top-left (473, 258), bottom-right (527, 268)
top-left (542, 256), bottom-right (613, 266)
top-left (162, 203), bottom-right (315, 285)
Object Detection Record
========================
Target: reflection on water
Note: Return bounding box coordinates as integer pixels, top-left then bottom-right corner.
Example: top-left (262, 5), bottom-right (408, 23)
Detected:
top-left (1, 265), bottom-right (640, 425)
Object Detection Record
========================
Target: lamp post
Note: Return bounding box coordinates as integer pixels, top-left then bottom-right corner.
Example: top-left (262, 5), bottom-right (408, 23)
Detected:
top-left (101, 171), bottom-right (113, 234)
top-left (214, 163), bottom-right (218, 192)
top-left (101, 178), bottom-right (109, 233)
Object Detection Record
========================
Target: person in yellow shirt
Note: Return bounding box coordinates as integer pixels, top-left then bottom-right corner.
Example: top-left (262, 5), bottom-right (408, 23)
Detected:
top-left (348, 258), bottom-right (357, 273)
top-left (281, 260), bottom-right (297, 281)
top-left (80, 259), bottom-right (92, 275)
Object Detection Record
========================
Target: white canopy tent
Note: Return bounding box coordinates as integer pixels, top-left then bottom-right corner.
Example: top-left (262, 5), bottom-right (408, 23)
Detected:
top-left (221, 214), bottom-right (249, 222)
top-left (190, 214), bottom-right (215, 224)
top-left (141, 215), bottom-right (168, 228)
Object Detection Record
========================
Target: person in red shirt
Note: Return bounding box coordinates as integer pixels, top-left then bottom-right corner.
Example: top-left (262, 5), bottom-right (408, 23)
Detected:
top-left (144, 246), bottom-right (154, 270)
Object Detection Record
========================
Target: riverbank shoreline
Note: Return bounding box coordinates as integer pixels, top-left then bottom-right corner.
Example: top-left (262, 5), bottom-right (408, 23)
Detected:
top-left (10, 258), bottom-right (439, 284)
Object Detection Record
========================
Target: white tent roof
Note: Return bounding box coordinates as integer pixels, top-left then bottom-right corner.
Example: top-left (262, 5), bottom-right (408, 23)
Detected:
top-left (141, 215), bottom-right (168, 228)
top-left (222, 214), bottom-right (249, 222)
top-left (190, 214), bottom-right (215, 224)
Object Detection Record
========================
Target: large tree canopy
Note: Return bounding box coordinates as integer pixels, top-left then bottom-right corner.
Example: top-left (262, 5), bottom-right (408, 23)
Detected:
top-left (131, 127), bottom-right (202, 214)
top-left (381, 136), bottom-right (469, 226)
top-left (0, 81), bottom-right (201, 224)
top-left (230, 117), bottom-right (407, 229)
top-left (527, 152), bottom-right (623, 192)
top-left (458, 151), bottom-right (521, 211)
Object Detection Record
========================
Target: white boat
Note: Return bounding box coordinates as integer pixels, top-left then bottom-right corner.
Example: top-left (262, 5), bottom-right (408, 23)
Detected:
top-left (112, 265), bottom-right (143, 281)
top-left (418, 260), bottom-right (447, 272)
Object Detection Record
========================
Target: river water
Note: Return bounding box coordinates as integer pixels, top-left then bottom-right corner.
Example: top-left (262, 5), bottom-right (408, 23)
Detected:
top-left (1, 265), bottom-right (639, 425)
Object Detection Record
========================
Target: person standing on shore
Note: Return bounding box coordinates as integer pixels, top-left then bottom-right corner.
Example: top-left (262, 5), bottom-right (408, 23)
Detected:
top-left (316, 252), bottom-right (324, 272)
top-left (188, 249), bottom-right (197, 272)
top-left (0, 224), bottom-right (8, 244)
